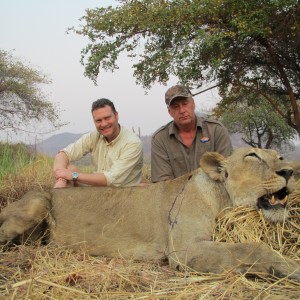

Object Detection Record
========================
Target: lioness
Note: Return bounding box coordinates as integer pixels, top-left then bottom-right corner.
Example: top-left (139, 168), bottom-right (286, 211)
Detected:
top-left (0, 148), bottom-right (300, 281)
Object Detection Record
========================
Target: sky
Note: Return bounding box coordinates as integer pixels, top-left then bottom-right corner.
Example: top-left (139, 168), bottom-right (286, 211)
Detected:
top-left (0, 0), bottom-right (220, 144)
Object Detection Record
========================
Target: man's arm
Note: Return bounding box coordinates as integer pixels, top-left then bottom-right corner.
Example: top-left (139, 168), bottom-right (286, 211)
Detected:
top-left (54, 168), bottom-right (108, 186)
top-left (53, 152), bottom-right (70, 188)
top-left (53, 133), bottom-right (108, 187)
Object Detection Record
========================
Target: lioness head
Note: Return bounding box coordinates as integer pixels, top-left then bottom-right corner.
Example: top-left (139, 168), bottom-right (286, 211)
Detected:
top-left (200, 148), bottom-right (297, 222)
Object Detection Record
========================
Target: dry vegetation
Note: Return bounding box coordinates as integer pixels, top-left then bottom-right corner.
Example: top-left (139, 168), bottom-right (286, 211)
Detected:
top-left (0, 155), bottom-right (300, 299)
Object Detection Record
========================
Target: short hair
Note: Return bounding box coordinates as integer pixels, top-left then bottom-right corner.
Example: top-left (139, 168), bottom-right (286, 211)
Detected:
top-left (91, 98), bottom-right (117, 114)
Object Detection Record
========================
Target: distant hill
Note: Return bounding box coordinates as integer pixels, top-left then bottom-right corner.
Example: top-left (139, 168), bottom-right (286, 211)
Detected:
top-left (34, 133), bottom-right (83, 157)
top-left (34, 132), bottom-right (152, 159)
top-left (33, 132), bottom-right (300, 161)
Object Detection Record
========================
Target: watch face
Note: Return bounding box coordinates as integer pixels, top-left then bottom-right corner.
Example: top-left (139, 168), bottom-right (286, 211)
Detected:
top-left (72, 172), bottom-right (79, 181)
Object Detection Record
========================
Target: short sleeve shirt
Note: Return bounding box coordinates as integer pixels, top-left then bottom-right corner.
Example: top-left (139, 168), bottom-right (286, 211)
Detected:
top-left (151, 116), bottom-right (233, 182)
top-left (61, 127), bottom-right (143, 187)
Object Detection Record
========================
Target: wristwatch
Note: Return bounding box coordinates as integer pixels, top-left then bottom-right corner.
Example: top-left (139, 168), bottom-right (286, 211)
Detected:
top-left (72, 172), bottom-right (79, 182)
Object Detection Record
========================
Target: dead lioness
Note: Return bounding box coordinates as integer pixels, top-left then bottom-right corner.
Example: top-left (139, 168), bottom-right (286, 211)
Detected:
top-left (0, 148), bottom-right (300, 281)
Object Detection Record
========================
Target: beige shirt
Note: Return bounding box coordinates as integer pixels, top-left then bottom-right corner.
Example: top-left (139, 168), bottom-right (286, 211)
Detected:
top-left (61, 127), bottom-right (143, 187)
top-left (151, 116), bottom-right (233, 182)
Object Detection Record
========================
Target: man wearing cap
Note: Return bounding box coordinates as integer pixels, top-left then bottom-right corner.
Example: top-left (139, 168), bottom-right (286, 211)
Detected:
top-left (53, 98), bottom-right (143, 188)
top-left (151, 85), bottom-right (232, 182)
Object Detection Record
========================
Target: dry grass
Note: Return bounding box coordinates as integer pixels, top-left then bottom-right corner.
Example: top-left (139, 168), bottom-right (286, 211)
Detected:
top-left (1, 245), bottom-right (299, 300)
top-left (0, 159), bottom-right (300, 299)
top-left (213, 193), bottom-right (300, 262)
top-left (0, 154), bottom-right (54, 209)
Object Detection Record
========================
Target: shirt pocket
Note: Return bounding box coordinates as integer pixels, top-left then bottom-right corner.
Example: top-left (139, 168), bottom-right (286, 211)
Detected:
top-left (197, 138), bottom-right (214, 154)
top-left (170, 151), bottom-right (188, 177)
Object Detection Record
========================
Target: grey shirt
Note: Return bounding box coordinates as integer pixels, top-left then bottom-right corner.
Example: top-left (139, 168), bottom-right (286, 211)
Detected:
top-left (151, 116), bottom-right (232, 182)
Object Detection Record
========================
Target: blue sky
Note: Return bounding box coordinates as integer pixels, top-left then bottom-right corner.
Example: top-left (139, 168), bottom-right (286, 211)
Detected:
top-left (0, 0), bottom-right (219, 143)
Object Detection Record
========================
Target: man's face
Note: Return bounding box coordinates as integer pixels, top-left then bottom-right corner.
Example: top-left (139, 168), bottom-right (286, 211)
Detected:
top-left (92, 105), bottom-right (119, 142)
top-left (168, 97), bottom-right (196, 126)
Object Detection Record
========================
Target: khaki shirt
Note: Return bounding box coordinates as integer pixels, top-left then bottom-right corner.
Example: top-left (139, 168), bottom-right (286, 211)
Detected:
top-left (61, 127), bottom-right (143, 187)
top-left (151, 116), bottom-right (232, 182)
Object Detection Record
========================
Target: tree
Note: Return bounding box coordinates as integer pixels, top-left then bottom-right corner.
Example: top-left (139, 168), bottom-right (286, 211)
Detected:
top-left (72, 0), bottom-right (300, 135)
top-left (215, 90), bottom-right (296, 149)
top-left (0, 50), bottom-right (63, 135)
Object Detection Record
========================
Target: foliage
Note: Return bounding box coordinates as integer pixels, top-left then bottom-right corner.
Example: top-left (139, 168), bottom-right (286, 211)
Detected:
top-left (72, 0), bottom-right (300, 134)
top-left (0, 50), bottom-right (63, 134)
top-left (215, 90), bottom-right (297, 149)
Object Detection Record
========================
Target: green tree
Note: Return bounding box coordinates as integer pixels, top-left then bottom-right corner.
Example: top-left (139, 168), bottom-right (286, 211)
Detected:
top-left (0, 50), bottom-right (63, 134)
top-left (215, 90), bottom-right (296, 149)
top-left (72, 0), bottom-right (300, 134)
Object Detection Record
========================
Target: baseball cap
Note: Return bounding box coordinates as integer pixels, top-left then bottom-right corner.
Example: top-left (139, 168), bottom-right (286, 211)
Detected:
top-left (165, 85), bottom-right (192, 106)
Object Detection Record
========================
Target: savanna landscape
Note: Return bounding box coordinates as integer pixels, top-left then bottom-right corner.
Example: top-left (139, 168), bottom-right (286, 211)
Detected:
top-left (0, 142), bottom-right (299, 300)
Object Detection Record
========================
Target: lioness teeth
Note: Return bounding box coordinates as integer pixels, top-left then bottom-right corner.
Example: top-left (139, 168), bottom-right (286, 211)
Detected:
top-left (270, 195), bottom-right (288, 206)
top-left (271, 195), bottom-right (276, 205)
top-left (280, 195), bottom-right (288, 205)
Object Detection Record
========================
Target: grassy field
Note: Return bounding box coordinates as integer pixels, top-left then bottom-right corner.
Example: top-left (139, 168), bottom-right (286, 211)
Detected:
top-left (0, 143), bottom-right (299, 299)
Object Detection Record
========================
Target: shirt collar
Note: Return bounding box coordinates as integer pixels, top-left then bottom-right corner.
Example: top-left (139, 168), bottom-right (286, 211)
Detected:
top-left (100, 125), bottom-right (123, 145)
top-left (168, 116), bottom-right (203, 136)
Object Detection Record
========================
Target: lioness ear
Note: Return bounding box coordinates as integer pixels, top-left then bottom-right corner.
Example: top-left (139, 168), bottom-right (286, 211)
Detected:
top-left (200, 152), bottom-right (225, 181)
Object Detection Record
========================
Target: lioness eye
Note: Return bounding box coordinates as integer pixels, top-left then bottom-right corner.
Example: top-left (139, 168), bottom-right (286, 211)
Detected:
top-left (245, 152), bottom-right (261, 161)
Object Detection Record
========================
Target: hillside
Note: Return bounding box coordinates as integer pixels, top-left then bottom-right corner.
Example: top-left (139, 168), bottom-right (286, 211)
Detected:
top-left (34, 132), bottom-right (152, 158)
top-left (34, 132), bottom-right (300, 161)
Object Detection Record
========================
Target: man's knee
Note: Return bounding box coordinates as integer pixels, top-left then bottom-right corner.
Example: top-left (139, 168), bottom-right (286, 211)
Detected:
top-left (66, 164), bottom-right (79, 172)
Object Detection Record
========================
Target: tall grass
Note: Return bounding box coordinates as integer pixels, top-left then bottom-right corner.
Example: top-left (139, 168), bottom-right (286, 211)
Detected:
top-left (0, 142), bottom-right (35, 183)
top-left (0, 143), bottom-right (54, 208)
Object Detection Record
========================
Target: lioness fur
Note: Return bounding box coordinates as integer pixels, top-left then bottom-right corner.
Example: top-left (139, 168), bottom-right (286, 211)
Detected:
top-left (0, 148), bottom-right (300, 281)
